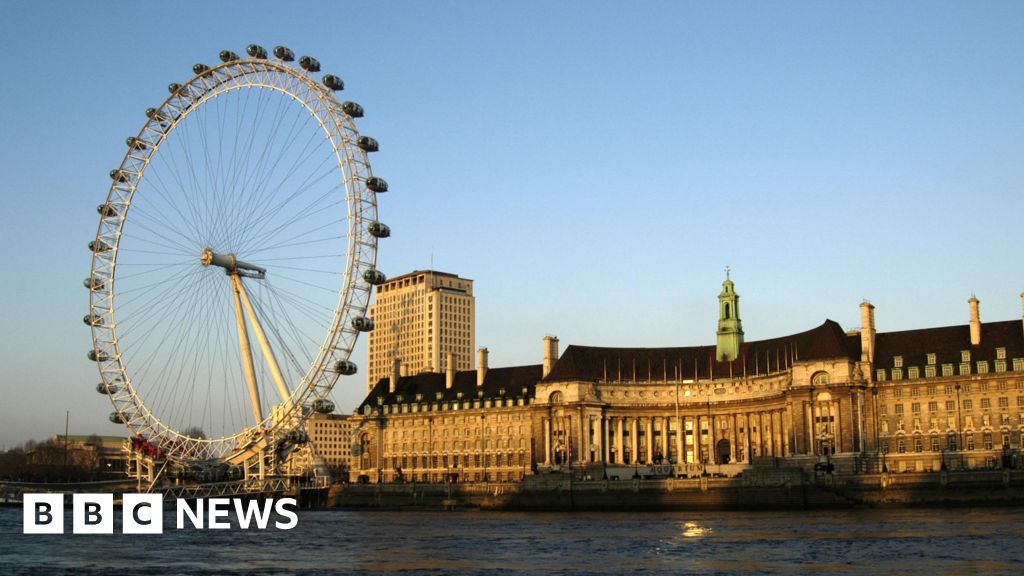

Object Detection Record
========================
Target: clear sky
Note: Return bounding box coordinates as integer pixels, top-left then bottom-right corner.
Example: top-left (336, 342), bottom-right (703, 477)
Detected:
top-left (1, 1), bottom-right (1022, 447)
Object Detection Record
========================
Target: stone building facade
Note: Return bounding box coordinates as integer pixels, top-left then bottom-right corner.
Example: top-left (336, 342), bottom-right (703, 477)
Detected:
top-left (365, 270), bottom-right (475, 393)
top-left (350, 276), bottom-right (1024, 482)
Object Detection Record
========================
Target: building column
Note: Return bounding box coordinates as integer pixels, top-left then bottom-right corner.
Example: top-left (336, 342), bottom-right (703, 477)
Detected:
top-left (709, 413), bottom-right (717, 465)
top-left (615, 417), bottom-right (623, 464)
top-left (675, 416), bottom-right (684, 465)
top-left (663, 414), bottom-right (671, 459)
top-left (744, 412), bottom-right (753, 463)
top-left (626, 416), bottom-right (634, 461)
top-left (645, 417), bottom-right (654, 464)
top-left (543, 417), bottom-right (551, 465)
top-left (730, 413), bottom-right (738, 463)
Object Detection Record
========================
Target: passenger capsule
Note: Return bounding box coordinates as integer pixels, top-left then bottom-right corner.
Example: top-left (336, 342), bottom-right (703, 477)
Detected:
top-left (246, 44), bottom-right (268, 59)
top-left (357, 136), bottom-right (379, 152)
top-left (109, 412), bottom-right (124, 424)
top-left (126, 137), bottom-right (147, 151)
top-left (193, 63), bottom-right (210, 75)
top-left (322, 74), bottom-right (344, 91)
top-left (334, 360), bottom-right (358, 375)
top-left (219, 50), bottom-right (240, 63)
top-left (351, 316), bottom-right (374, 332)
top-left (363, 269), bottom-right (386, 285)
top-left (97, 203), bottom-right (118, 218)
top-left (83, 313), bottom-right (104, 327)
top-left (367, 221), bottom-right (391, 238)
top-left (273, 45), bottom-right (295, 61)
top-left (145, 107), bottom-right (166, 121)
top-left (287, 429), bottom-right (308, 444)
top-left (109, 169), bottom-right (128, 183)
top-left (83, 277), bottom-right (105, 291)
top-left (167, 82), bottom-right (182, 94)
top-left (96, 382), bottom-right (119, 395)
top-left (298, 55), bottom-right (320, 72)
top-left (312, 399), bottom-right (335, 414)
top-left (341, 101), bottom-right (364, 118)
top-left (88, 349), bottom-right (109, 362)
top-left (366, 176), bottom-right (388, 192)
top-left (89, 240), bottom-right (112, 253)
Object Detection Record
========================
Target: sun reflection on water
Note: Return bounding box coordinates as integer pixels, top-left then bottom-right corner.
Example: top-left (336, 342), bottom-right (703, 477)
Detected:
top-left (679, 521), bottom-right (712, 538)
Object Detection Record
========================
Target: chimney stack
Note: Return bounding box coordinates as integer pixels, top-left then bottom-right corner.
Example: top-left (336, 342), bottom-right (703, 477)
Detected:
top-left (390, 358), bottom-right (400, 394)
top-left (859, 301), bottom-right (876, 365)
top-left (446, 352), bottom-right (455, 389)
top-left (477, 347), bottom-right (489, 387)
top-left (969, 295), bottom-right (981, 346)
top-left (542, 336), bottom-right (559, 378)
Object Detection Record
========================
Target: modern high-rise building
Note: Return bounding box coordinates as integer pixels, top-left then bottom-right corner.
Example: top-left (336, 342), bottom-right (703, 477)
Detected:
top-left (366, 270), bottom-right (475, 392)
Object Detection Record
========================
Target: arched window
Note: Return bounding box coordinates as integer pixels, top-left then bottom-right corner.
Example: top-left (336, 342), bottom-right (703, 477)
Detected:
top-left (811, 372), bottom-right (831, 387)
top-left (549, 391), bottom-right (564, 405)
top-left (724, 303), bottom-right (731, 319)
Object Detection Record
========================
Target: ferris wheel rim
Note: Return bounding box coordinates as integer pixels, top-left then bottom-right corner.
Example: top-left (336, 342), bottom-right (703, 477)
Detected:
top-left (86, 51), bottom-right (381, 464)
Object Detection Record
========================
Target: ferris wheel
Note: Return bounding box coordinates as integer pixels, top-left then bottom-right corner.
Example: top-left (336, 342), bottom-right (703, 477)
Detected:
top-left (85, 44), bottom-right (390, 472)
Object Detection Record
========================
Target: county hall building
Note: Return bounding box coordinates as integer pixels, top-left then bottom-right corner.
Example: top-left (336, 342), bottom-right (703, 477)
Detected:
top-left (347, 271), bottom-right (1024, 483)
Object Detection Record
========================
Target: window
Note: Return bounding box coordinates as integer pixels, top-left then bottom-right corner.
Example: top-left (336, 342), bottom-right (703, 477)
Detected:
top-left (944, 384), bottom-right (954, 394)
top-left (895, 404), bottom-right (905, 415)
top-left (980, 398), bottom-right (991, 409)
top-left (1003, 434), bottom-right (1011, 450)
top-left (996, 360), bottom-right (1007, 373)
top-left (894, 388), bottom-right (903, 398)
top-left (998, 381), bottom-right (1007, 391)
top-left (1018, 396), bottom-right (1024, 407)
top-left (961, 350), bottom-right (971, 363)
top-left (980, 382), bottom-right (989, 392)
top-left (942, 364), bottom-right (954, 377)
top-left (963, 383), bottom-right (972, 393)
top-left (983, 433), bottom-right (993, 450)
top-left (998, 397), bottom-right (1008, 409)
top-left (897, 439), bottom-right (906, 453)
top-left (911, 403), bottom-right (921, 414)
top-left (967, 435), bottom-right (975, 451)
top-left (893, 369), bottom-right (903, 380)
top-left (928, 401), bottom-right (938, 412)
top-left (911, 387), bottom-right (920, 397)
top-left (894, 356), bottom-right (904, 368)
top-left (876, 369), bottom-right (886, 381)
top-left (963, 399), bottom-right (973, 410)
top-left (977, 361), bottom-right (989, 374)
top-left (931, 437), bottom-right (940, 452)
top-left (927, 385), bottom-right (936, 396)
top-left (927, 353), bottom-right (937, 365)
top-left (960, 363), bottom-right (971, 376)
top-left (1014, 359), bottom-right (1024, 372)
top-left (948, 434), bottom-right (957, 450)
top-left (909, 367), bottom-right (920, 380)
top-left (925, 366), bottom-right (937, 378)
top-left (945, 400), bottom-right (955, 411)
top-left (997, 347), bottom-right (1007, 360)
top-left (880, 405), bottom-right (889, 415)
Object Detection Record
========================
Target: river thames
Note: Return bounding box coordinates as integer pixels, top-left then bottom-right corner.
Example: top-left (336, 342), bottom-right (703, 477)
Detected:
top-left (2, 507), bottom-right (1023, 575)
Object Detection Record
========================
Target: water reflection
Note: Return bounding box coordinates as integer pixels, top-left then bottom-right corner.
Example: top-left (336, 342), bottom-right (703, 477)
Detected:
top-left (678, 520), bottom-right (712, 538)
top-left (1, 508), bottom-right (1023, 575)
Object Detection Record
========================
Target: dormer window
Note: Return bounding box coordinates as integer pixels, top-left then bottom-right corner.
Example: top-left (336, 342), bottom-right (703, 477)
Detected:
top-left (961, 350), bottom-right (971, 363)
top-left (894, 356), bottom-right (904, 368)
top-left (927, 353), bottom-right (936, 365)
top-left (996, 347), bottom-right (1007, 360)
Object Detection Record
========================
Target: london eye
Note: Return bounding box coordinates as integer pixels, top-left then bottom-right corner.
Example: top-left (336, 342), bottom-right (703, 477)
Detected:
top-left (84, 44), bottom-right (390, 476)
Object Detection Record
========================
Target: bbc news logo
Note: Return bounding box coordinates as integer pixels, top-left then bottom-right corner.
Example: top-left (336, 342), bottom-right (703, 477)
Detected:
top-left (23, 494), bottom-right (298, 534)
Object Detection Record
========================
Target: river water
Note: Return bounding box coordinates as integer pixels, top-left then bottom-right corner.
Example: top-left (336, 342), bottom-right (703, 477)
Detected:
top-left (2, 506), bottom-right (1023, 575)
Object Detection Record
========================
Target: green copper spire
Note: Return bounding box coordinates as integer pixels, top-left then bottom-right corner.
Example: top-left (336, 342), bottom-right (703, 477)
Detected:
top-left (716, 266), bottom-right (744, 362)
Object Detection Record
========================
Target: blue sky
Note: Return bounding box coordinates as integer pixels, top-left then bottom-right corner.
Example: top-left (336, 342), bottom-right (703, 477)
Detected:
top-left (0, 1), bottom-right (1022, 447)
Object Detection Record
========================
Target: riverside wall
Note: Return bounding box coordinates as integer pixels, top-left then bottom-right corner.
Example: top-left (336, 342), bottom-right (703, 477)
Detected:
top-left (326, 469), bottom-right (1024, 511)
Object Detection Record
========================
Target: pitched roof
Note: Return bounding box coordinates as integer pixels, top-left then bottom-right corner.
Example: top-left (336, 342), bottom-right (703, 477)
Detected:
top-left (873, 319), bottom-right (1024, 369)
top-left (358, 364), bottom-right (542, 411)
top-left (544, 320), bottom-right (856, 382)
